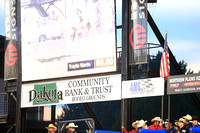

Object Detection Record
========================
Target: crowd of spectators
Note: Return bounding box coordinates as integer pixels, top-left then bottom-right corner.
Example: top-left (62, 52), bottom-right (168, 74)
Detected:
top-left (122, 114), bottom-right (200, 133)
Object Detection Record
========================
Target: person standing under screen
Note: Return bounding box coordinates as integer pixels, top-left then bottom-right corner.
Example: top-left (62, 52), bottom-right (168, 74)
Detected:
top-left (148, 117), bottom-right (162, 130)
top-left (66, 123), bottom-right (78, 133)
top-left (177, 118), bottom-right (187, 133)
top-left (122, 120), bottom-right (139, 133)
top-left (45, 124), bottom-right (57, 133)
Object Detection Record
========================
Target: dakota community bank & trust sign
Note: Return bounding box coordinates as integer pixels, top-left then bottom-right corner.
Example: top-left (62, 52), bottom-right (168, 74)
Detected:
top-left (21, 74), bottom-right (121, 108)
top-left (29, 83), bottom-right (63, 105)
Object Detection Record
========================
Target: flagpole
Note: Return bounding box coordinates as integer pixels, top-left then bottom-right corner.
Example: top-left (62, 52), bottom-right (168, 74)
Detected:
top-left (168, 95), bottom-right (170, 133)
top-left (160, 31), bottom-right (169, 129)
top-left (161, 95), bottom-right (164, 129)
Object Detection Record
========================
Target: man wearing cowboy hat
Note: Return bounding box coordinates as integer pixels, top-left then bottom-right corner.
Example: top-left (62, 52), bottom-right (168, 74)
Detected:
top-left (182, 114), bottom-right (193, 131)
top-left (66, 123), bottom-right (78, 133)
top-left (46, 124), bottom-right (57, 133)
top-left (164, 119), bottom-right (178, 133)
top-left (191, 116), bottom-right (200, 127)
top-left (177, 118), bottom-right (187, 133)
top-left (148, 117), bottom-right (162, 130)
top-left (137, 120), bottom-right (148, 129)
top-left (121, 120), bottom-right (139, 133)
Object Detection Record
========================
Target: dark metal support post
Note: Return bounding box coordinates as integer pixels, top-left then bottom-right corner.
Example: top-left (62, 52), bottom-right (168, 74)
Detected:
top-left (121, 99), bottom-right (125, 131)
top-left (126, 99), bottom-right (133, 131)
top-left (121, 0), bottom-right (133, 132)
top-left (161, 96), bottom-right (164, 129)
top-left (168, 95), bottom-right (170, 133)
top-left (121, 99), bottom-right (132, 131)
top-left (51, 105), bottom-right (56, 124)
top-left (16, 0), bottom-right (22, 132)
top-left (21, 108), bottom-right (27, 133)
top-left (15, 58), bottom-right (22, 133)
top-left (121, 99), bottom-right (133, 131)
top-left (121, 0), bottom-right (133, 131)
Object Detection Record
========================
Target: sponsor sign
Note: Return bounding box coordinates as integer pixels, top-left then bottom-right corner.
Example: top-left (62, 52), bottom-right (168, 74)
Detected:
top-left (5, 43), bottom-right (18, 66)
top-left (129, 0), bottom-right (148, 65)
top-left (20, 0), bottom-right (116, 81)
top-left (4, 0), bottom-right (18, 80)
top-left (5, 0), bottom-right (18, 41)
top-left (21, 74), bottom-right (121, 108)
top-left (122, 77), bottom-right (164, 99)
top-left (167, 73), bottom-right (200, 95)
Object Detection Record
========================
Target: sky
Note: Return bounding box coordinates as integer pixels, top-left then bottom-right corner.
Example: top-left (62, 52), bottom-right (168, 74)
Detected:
top-left (147, 0), bottom-right (200, 72)
top-left (0, 0), bottom-right (200, 73)
top-left (0, 0), bottom-right (4, 35)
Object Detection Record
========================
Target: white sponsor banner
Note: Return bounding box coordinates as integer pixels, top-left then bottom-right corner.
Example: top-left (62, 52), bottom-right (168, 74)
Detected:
top-left (21, 74), bottom-right (121, 108)
top-left (122, 77), bottom-right (164, 99)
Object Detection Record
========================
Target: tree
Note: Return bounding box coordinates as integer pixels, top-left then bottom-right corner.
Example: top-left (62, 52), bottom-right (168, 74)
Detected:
top-left (149, 51), bottom-right (191, 76)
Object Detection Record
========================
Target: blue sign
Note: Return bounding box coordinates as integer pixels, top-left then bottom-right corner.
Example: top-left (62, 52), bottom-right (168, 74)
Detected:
top-left (95, 130), bottom-right (120, 133)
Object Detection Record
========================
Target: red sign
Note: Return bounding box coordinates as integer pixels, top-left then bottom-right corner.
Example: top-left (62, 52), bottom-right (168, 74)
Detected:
top-left (129, 24), bottom-right (146, 49)
top-left (5, 43), bottom-right (17, 66)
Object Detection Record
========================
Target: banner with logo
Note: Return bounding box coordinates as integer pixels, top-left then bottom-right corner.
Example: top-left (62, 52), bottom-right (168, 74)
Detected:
top-left (21, 74), bottom-right (121, 108)
top-left (167, 73), bottom-right (200, 95)
top-left (122, 77), bottom-right (164, 99)
top-left (4, 0), bottom-right (18, 80)
top-left (129, 0), bottom-right (148, 65)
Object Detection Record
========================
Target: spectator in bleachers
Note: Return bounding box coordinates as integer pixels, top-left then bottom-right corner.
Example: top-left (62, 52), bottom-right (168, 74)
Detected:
top-left (122, 120), bottom-right (139, 133)
top-left (66, 123), bottom-right (78, 133)
top-left (45, 124), bottom-right (57, 133)
top-left (174, 121), bottom-right (180, 131)
top-left (164, 119), bottom-right (178, 133)
top-left (191, 116), bottom-right (200, 127)
top-left (182, 114), bottom-right (193, 131)
top-left (137, 120), bottom-right (148, 129)
top-left (148, 117), bottom-right (162, 130)
top-left (177, 118), bottom-right (187, 133)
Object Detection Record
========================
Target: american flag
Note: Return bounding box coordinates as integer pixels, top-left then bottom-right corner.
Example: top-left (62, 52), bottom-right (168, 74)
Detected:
top-left (160, 32), bottom-right (170, 79)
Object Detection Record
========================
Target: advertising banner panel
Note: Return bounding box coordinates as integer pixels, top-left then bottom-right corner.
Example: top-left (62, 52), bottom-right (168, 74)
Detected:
top-left (21, 74), bottom-right (121, 108)
top-left (20, 0), bottom-right (116, 81)
top-left (167, 73), bottom-right (200, 95)
top-left (4, 0), bottom-right (18, 80)
top-left (129, 0), bottom-right (148, 65)
top-left (122, 77), bottom-right (164, 99)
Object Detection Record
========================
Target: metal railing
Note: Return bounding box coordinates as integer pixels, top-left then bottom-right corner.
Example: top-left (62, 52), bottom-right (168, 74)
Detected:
top-left (58, 118), bottom-right (95, 133)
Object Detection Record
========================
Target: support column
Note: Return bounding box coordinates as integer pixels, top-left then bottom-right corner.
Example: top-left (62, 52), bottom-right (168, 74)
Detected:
top-left (51, 105), bottom-right (56, 124)
top-left (121, 0), bottom-right (133, 131)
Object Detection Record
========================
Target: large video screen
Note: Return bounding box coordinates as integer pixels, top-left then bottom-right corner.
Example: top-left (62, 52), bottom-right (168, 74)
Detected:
top-left (21, 0), bottom-right (116, 81)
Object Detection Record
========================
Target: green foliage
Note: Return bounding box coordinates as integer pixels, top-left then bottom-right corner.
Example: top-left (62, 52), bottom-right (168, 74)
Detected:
top-left (149, 50), bottom-right (190, 75)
